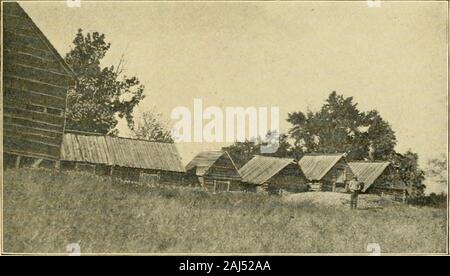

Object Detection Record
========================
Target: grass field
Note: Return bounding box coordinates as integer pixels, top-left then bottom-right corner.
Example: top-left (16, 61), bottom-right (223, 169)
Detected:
top-left (2, 168), bottom-right (448, 254)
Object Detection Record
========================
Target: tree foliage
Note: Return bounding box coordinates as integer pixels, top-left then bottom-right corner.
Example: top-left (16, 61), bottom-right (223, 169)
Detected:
top-left (64, 29), bottom-right (145, 135)
top-left (222, 132), bottom-right (293, 169)
top-left (287, 91), bottom-right (396, 161)
top-left (132, 110), bottom-right (174, 143)
top-left (390, 151), bottom-right (426, 196)
top-left (424, 155), bottom-right (447, 195)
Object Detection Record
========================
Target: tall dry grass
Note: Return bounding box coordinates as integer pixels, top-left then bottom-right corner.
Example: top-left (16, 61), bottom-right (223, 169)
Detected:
top-left (2, 168), bottom-right (447, 254)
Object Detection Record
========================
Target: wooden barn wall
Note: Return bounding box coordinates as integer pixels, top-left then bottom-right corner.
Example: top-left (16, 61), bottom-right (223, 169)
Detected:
top-left (204, 154), bottom-right (240, 181)
top-left (268, 166), bottom-right (309, 193)
top-left (320, 159), bottom-right (354, 191)
top-left (3, 3), bottom-right (73, 160)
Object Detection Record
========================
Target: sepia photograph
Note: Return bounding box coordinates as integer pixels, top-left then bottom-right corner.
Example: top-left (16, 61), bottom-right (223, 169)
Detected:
top-left (1, 0), bottom-right (448, 257)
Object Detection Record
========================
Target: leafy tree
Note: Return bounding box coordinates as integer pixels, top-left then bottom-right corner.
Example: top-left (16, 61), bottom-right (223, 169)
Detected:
top-left (390, 151), bottom-right (426, 197)
top-left (65, 29), bottom-right (145, 135)
top-left (425, 155), bottom-right (447, 194)
top-left (132, 109), bottom-right (174, 143)
top-left (287, 91), bottom-right (396, 161)
top-left (222, 132), bottom-right (294, 169)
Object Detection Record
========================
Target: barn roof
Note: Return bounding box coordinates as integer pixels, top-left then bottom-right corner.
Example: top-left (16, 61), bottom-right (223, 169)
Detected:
top-left (4, 2), bottom-right (76, 77)
top-left (298, 153), bottom-right (346, 181)
top-left (61, 133), bottom-right (185, 172)
top-left (348, 162), bottom-right (391, 192)
top-left (239, 156), bottom-right (297, 185)
top-left (185, 151), bottom-right (240, 178)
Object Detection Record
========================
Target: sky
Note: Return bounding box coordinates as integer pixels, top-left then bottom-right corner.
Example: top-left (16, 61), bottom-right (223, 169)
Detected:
top-left (18, 1), bottom-right (448, 192)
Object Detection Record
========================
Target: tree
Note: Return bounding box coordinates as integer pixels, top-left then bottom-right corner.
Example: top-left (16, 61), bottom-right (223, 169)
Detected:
top-left (390, 151), bottom-right (426, 197)
top-left (425, 155), bottom-right (447, 195)
top-left (287, 91), bottom-right (396, 161)
top-left (132, 109), bottom-right (174, 143)
top-left (64, 29), bottom-right (145, 135)
top-left (222, 131), bottom-right (293, 169)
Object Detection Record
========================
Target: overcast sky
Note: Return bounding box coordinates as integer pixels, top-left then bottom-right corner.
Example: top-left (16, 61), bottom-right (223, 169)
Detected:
top-left (20, 1), bottom-right (447, 191)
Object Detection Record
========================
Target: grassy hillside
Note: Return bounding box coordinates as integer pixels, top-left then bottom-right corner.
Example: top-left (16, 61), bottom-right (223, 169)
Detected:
top-left (3, 168), bottom-right (447, 254)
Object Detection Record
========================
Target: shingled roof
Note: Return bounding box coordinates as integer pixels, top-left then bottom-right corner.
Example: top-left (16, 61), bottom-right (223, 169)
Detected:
top-left (298, 153), bottom-right (346, 181)
top-left (348, 162), bottom-right (391, 192)
top-left (239, 156), bottom-right (298, 185)
top-left (61, 133), bottom-right (185, 173)
top-left (185, 151), bottom-right (241, 180)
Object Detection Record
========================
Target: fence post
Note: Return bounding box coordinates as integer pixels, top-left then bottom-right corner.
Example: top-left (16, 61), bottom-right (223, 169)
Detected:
top-left (15, 155), bottom-right (21, 169)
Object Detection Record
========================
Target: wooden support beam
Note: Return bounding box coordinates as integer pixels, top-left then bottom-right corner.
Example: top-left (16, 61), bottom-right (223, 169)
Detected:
top-left (31, 158), bottom-right (43, 168)
top-left (15, 155), bottom-right (21, 169)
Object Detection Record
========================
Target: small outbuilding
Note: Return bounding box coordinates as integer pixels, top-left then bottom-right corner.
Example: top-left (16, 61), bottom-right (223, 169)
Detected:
top-left (239, 155), bottom-right (308, 194)
top-left (61, 133), bottom-right (186, 184)
top-left (185, 151), bottom-right (241, 192)
top-left (348, 161), bottom-right (410, 202)
top-left (298, 153), bottom-right (354, 192)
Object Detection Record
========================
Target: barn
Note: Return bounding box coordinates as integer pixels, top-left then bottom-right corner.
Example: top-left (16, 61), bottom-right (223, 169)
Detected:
top-left (239, 155), bottom-right (308, 194)
top-left (348, 162), bottom-right (410, 202)
top-left (61, 133), bottom-right (186, 185)
top-left (298, 153), bottom-right (354, 192)
top-left (185, 151), bottom-right (241, 193)
top-left (3, 2), bottom-right (76, 167)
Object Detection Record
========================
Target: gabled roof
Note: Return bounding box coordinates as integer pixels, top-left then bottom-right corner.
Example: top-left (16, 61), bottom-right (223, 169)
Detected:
top-left (239, 156), bottom-right (298, 185)
top-left (61, 133), bottom-right (185, 173)
top-left (185, 151), bottom-right (224, 174)
top-left (185, 151), bottom-right (240, 179)
top-left (348, 162), bottom-right (391, 192)
top-left (298, 153), bottom-right (345, 181)
top-left (4, 2), bottom-right (76, 78)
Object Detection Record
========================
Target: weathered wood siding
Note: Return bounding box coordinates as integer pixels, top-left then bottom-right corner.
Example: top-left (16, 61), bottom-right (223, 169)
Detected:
top-left (205, 154), bottom-right (241, 181)
top-left (319, 159), bottom-right (354, 192)
top-left (268, 168), bottom-right (309, 193)
top-left (3, 3), bottom-right (75, 160)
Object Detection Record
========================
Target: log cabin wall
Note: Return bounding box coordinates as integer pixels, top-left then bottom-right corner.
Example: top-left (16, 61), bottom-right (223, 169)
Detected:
top-left (321, 159), bottom-right (354, 192)
top-left (3, 3), bottom-right (75, 161)
top-left (204, 154), bottom-right (241, 181)
top-left (267, 164), bottom-right (309, 193)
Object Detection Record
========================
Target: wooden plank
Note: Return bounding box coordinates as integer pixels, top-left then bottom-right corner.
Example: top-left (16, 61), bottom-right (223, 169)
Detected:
top-left (4, 136), bottom-right (61, 158)
top-left (3, 122), bottom-right (63, 138)
top-left (3, 24), bottom-right (37, 38)
top-left (4, 129), bottom-right (62, 146)
top-left (4, 40), bottom-right (57, 61)
top-left (3, 88), bottom-right (67, 108)
top-left (4, 29), bottom-right (50, 52)
top-left (3, 75), bottom-right (69, 98)
top-left (4, 48), bottom-right (67, 75)
top-left (15, 155), bottom-right (21, 169)
top-left (3, 107), bottom-right (65, 126)
top-left (4, 63), bottom-right (73, 87)
top-left (4, 149), bottom-right (57, 161)
top-left (4, 114), bottom-right (64, 132)
top-left (3, 13), bottom-right (33, 31)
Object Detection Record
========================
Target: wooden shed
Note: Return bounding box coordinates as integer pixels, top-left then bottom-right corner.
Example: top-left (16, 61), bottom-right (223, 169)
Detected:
top-left (348, 162), bottom-right (410, 202)
top-left (239, 155), bottom-right (308, 194)
top-left (3, 2), bottom-right (76, 167)
top-left (185, 151), bottom-right (241, 193)
top-left (298, 153), bottom-right (354, 192)
top-left (61, 133), bottom-right (186, 184)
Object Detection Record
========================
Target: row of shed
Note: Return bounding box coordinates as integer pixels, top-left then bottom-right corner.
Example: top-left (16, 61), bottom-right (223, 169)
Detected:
top-left (3, 2), bottom-right (409, 200)
top-left (186, 150), bottom-right (410, 199)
